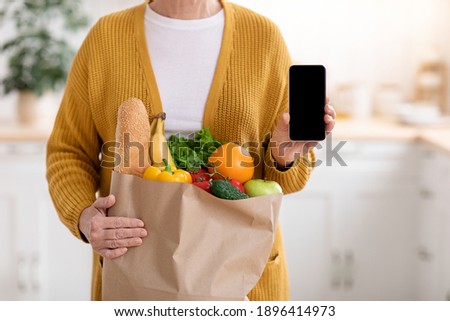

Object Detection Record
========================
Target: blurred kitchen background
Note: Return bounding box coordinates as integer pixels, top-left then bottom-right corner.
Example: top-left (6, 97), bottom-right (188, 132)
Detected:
top-left (0, 0), bottom-right (449, 301)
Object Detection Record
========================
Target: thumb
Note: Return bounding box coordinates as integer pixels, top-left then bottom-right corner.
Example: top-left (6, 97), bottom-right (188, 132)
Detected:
top-left (93, 194), bottom-right (116, 211)
top-left (281, 112), bottom-right (290, 127)
top-left (273, 112), bottom-right (290, 138)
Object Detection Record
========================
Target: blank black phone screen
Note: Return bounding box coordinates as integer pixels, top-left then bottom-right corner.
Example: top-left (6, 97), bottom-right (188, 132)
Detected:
top-left (289, 65), bottom-right (326, 141)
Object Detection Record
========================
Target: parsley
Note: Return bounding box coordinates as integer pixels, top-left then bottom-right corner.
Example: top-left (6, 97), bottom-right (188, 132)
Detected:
top-left (167, 128), bottom-right (224, 171)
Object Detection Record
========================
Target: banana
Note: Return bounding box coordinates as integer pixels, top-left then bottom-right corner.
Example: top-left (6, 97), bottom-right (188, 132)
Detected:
top-left (149, 112), bottom-right (177, 170)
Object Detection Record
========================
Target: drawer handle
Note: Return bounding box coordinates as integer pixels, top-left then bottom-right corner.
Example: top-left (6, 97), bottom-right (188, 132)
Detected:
top-left (31, 255), bottom-right (40, 292)
top-left (419, 189), bottom-right (433, 199)
top-left (17, 255), bottom-right (28, 292)
top-left (330, 250), bottom-right (341, 289)
top-left (417, 248), bottom-right (432, 262)
top-left (343, 251), bottom-right (354, 289)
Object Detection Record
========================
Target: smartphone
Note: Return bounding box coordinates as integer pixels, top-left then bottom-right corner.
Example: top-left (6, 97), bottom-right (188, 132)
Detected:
top-left (289, 65), bottom-right (326, 141)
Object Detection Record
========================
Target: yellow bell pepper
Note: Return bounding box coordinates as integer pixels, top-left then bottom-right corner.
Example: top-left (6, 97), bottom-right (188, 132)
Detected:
top-left (143, 159), bottom-right (192, 184)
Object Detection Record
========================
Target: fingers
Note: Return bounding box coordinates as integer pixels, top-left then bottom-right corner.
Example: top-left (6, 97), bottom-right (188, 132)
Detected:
top-left (324, 102), bottom-right (336, 133)
top-left (93, 194), bottom-right (116, 210)
top-left (102, 227), bottom-right (148, 240)
top-left (90, 216), bottom-right (146, 242)
top-left (87, 206), bottom-right (147, 259)
top-left (325, 104), bottom-right (336, 119)
top-left (324, 114), bottom-right (334, 123)
top-left (89, 222), bottom-right (148, 259)
top-left (326, 121), bottom-right (335, 133)
top-left (104, 237), bottom-right (143, 250)
top-left (324, 114), bottom-right (335, 132)
top-left (83, 195), bottom-right (149, 260)
top-left (98, 247), bottom-right (128, 260)
top-left (101, 216), bottom-right (145, 229)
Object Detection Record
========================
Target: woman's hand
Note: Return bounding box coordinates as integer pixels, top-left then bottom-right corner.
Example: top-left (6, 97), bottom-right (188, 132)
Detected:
top-left (270, 98), bottom-right (336, 168)
top-left (79, 195), bottom-right (148, 259)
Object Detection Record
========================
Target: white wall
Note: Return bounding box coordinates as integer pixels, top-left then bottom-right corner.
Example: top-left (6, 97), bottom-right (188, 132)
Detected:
top-left (230, 0), bottom-right (450, 114)
top-left (1, 0), bottom-right (450, 120)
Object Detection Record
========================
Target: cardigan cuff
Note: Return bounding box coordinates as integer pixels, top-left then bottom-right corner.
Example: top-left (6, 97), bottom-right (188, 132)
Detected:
top-left (264, 148), bottom-right (315, 195)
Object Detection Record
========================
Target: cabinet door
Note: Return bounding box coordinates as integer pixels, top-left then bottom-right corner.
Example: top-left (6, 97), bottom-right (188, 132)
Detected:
top-left (289, 141), bottom-right (418, 300)
top-left (279, 148), bottom-right (348, 301)
top-left (43, 193), bottom-right (92, 301)
top-left (434, 152), bottom-right (450, 301)
top-left (416, 146), bottom-right (450, 300)
top-left (443, 177), bottom-right (450, 301)
top-left (0, 142), bottom-right (47, 299)
top-left (280, 186), bottom-right (335, 301)
top-left (337, 142), bottom-right (418, 300)
top-left (338, 176), bottom-right (417, 300)
top-left (0, 142), bottom-right (91, 300)
top-left (0, 183), bottom-right (18, 300)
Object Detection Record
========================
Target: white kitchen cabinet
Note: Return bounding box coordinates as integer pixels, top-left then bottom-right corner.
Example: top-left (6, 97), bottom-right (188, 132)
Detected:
top-left (2, 138), bottom-right (449, 301)
top-left (0, 176), bottom-right (18, 300)
top-left (437, 153), bottom-right (450, 301)
top-left (0, 142), bottom-right (91, 300)
top-left (280, 140), bottom-right (420, 300)
top-left (336, 175), bottom-right (417, 300)
top-left (443, 163), bottom-right (450, 301)
top-left (415, 144), bottom-right (450, 301)
top-left (279, 187), bottom-right (335, 301)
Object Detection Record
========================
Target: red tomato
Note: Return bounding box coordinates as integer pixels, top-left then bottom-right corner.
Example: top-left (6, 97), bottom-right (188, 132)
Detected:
top-left (193, 181), bottom-right (211, 193)
top-left (229, 178), bottom-right (245, 193)
top-left (189, 168), bottom-right (211, 182)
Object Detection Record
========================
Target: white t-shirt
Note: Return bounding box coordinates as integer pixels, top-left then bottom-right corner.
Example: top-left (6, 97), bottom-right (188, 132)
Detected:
top-left (144, 5), bottom-right (224, 135)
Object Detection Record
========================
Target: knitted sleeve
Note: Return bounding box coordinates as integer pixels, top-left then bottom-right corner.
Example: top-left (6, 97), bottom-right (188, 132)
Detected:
top-left (264, 140), bottom-right (316, 195)
top-left (262, 25), bottom-right (316, 195)
top-left (46, 29), bottom-right (101, 240)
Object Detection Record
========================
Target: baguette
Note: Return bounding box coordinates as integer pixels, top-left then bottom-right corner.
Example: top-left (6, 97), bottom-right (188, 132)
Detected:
top-left (115, 98), bottom-right (150, 177)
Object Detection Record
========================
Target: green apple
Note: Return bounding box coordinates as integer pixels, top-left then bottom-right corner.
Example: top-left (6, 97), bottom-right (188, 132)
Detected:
top-left (244, 179), bottom-right (283, 197)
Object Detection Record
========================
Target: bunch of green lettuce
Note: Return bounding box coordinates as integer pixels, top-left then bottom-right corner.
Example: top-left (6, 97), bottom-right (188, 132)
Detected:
top-left (168, 128), bottom-right (225, 170)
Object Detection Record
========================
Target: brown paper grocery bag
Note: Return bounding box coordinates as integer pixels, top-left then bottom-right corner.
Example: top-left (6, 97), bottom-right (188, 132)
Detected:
top-left (102, 171), bottom-right (282, 301)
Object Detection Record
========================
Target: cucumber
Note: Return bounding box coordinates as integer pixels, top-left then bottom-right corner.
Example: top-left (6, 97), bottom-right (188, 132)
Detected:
top-left (210, 179), bottom-right (249, 200)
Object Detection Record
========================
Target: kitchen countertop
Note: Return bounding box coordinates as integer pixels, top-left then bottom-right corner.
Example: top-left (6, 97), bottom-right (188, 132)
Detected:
top-left (333, 117), bottom-right (450, 155)
top-left (1, 117), bottom-right (450, 155)
top-left (0, 120), bottom-right (52, 142)
top-left (332, 118), bottom-right (419, 141)
top-left (418, 128), bottom-right (450, 156)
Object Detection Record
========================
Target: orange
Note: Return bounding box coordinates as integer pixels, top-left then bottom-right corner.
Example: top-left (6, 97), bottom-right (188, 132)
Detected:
top-left (207, 142), bottom-right (254, 183)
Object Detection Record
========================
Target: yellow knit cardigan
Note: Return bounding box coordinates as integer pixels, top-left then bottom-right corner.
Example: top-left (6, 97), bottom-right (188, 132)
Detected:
top-left (46, 0), bottom-right (314, 301)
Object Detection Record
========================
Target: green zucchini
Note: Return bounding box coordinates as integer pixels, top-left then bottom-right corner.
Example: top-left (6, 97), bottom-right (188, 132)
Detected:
top-left (210, 179), bottom-right (249, 200)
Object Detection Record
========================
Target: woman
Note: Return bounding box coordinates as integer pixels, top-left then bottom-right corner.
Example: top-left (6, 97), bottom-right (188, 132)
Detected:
top-left (46, 0), bottom-right (336, 301)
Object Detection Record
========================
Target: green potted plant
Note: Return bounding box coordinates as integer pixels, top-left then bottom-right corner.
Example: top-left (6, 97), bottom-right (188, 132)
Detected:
top-left (0, 0), bottom-right (89, 124)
